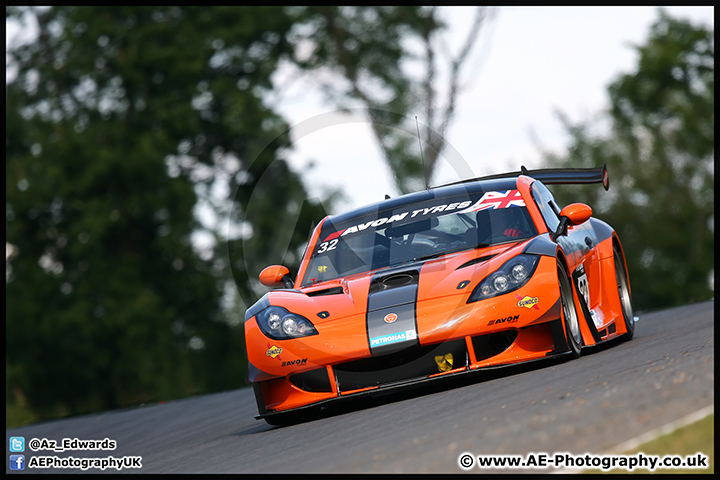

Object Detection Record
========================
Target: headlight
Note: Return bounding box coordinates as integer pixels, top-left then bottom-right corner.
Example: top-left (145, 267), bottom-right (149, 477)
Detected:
top-left (256, 306), bottom-right (319, 340)
top-left (467, 254), bottom-right (540, 303)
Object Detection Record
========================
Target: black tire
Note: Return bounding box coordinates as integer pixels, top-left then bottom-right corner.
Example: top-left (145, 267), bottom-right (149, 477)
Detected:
top-left (614, 245), bottom-right (634, 341)
top-left (558, 261), bottom-right (582, 358)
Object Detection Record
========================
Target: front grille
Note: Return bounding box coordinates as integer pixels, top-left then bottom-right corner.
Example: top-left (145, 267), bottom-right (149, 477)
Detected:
top-left (289, 331), bottom-right (518, 394)
top-left (334, 339), bottom-right (467, 392)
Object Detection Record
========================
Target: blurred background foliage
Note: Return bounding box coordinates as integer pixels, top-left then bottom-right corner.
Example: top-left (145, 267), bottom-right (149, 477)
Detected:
top-left (5, 7), bottom-right (713, 427)
top-left (287, 6), bottom-right (496, 193)
top-left (4, 5), bottom-right (451, 427)
top-left (542, 11), bottom-right (714, 311)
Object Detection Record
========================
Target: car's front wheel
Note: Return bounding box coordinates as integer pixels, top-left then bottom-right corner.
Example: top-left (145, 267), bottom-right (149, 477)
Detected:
top-left (558, 260), bottom-right (582, 358)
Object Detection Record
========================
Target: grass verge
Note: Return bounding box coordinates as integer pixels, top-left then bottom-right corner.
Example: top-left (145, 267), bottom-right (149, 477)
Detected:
top-left (584, 413), bottom-right (713, 474)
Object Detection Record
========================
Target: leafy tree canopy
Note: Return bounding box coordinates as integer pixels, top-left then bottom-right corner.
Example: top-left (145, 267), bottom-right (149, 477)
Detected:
top-left (542, 9), bottom-right (713, 311)
top-left (5, 6), bottom-right (327, 423)
top-left (6, 6), bottom-right (452, 426)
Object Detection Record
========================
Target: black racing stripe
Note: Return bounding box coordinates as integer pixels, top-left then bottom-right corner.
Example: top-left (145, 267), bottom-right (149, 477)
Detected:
top-left (366, 269), bottom-right (420, 356)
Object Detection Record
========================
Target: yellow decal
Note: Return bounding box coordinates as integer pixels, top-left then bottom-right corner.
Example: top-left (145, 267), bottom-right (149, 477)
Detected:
top-left (517, 295), bottom-right (540, 310)
top-left (266, 345), bottom-right (283, 358)
top-left (435, 353), bottom-right (454, 372)
top-left (318, 265), bottom-right (328, 273)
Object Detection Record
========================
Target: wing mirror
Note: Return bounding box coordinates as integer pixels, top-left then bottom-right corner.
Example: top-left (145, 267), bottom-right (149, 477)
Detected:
top-left (551, 203), bottom-right (592, 241)
top-left (259, 265), bottom-right (294, 289)
top-left (560, 203), bottom-right (593, 225)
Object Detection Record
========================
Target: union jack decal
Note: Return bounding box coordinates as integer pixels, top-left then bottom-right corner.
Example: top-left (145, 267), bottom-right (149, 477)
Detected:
top-left (459, 190), bottom-right (526, 212)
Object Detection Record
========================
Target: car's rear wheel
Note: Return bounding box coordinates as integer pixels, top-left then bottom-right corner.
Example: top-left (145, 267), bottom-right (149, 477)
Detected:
top-left (558, 260), bottom-right (582, 358)
top-left (614, 245), bottom-right (634, 341)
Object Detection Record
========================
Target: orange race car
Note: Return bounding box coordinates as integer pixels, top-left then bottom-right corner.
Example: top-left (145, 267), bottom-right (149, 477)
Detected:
top-left (244, 165), bottom-right (634, 425)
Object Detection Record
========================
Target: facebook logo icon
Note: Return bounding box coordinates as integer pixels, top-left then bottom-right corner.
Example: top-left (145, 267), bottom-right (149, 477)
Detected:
top-left (9, 437), bottom-right (25, 452)
top-left (9, 455), bottom-right (25, 470)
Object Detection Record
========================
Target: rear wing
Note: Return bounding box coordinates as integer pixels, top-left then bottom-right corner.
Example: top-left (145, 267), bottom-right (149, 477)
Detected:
top-left (435, 163), bottom-right (609, 191)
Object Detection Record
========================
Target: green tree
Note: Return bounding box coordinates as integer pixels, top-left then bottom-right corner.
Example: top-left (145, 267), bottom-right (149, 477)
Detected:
top-left (542, 9), bottom-right (713, 311)
top-left (5, 6), bottom-right (329, 424)
top-left (6, 6), bottom-right (484, 426)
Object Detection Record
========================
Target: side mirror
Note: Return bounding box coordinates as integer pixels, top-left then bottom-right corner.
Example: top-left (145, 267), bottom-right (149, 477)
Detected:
top-left (559, 203), bottom-right (592, 225)
top-left (551, 203), bottom-right (592, 241)
top-left (259, 265), bottom-right (294, 289)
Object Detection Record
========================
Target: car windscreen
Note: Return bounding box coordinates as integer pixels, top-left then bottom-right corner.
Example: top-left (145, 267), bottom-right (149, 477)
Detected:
top-left (300, 189), bottom-right (537, 287)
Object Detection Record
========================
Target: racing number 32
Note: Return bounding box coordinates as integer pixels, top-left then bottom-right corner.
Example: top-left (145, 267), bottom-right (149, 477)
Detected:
top-left (317, 239), bottom-right (339, 254)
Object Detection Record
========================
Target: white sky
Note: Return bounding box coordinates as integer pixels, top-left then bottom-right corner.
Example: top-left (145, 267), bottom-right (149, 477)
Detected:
top-left (6, 6), bottom-right (714, 216)
top-left (270, 6), bottom-right (714, 212)
top-left (5, 6), bottom-right (714, 298)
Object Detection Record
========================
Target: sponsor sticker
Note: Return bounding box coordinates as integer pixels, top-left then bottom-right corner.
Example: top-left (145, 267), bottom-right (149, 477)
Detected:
top-left (487, 315), bottom-right (520, 326)
top-left (370, 330), bottom-right (416, 347)
top-left (318, 190), bottom-right (529, 245)
top-left (384, 313), bottom-right (398, 324)
top-left (435, 353), bottom-right (454, 372)
top-left (322, 200), bottom-right (477, 242)
top-left (516, 295), bottom-right (540, 310)
top-left (281, 358), bottom-right (307, 367)
top-left (266, 345), bottom-right (283, 358)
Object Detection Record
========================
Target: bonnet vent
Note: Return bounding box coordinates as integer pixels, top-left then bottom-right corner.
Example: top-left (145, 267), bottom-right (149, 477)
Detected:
top-left (305, 286), bottom-right (344, 297)
top-left (368, 269), bottom-right (419, 295)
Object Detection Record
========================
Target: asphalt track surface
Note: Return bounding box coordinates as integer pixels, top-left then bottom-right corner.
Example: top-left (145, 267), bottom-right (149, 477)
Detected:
top-left (6, 300), bottom-right (714, 474)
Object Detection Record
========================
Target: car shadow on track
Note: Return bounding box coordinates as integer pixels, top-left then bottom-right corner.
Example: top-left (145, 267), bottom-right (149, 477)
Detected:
top-left (239, 336), bottom-right (631, 432)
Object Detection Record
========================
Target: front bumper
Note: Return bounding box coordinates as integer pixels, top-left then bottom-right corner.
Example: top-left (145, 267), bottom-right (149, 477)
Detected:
top-left (254, 313), bottom-right (567, 417)
top-left (247, 255), bottom-right (566, 416)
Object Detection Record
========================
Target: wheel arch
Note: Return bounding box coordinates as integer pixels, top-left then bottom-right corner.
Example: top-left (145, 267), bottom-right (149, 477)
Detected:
top-left (555, 248), bottom-right (569, 276)
top-left (555, 253), bottom-right (582, 356)
top-left (611, 233), bottom-right (631, 298)
top-left (555, 243), bottom-right (603, 348)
